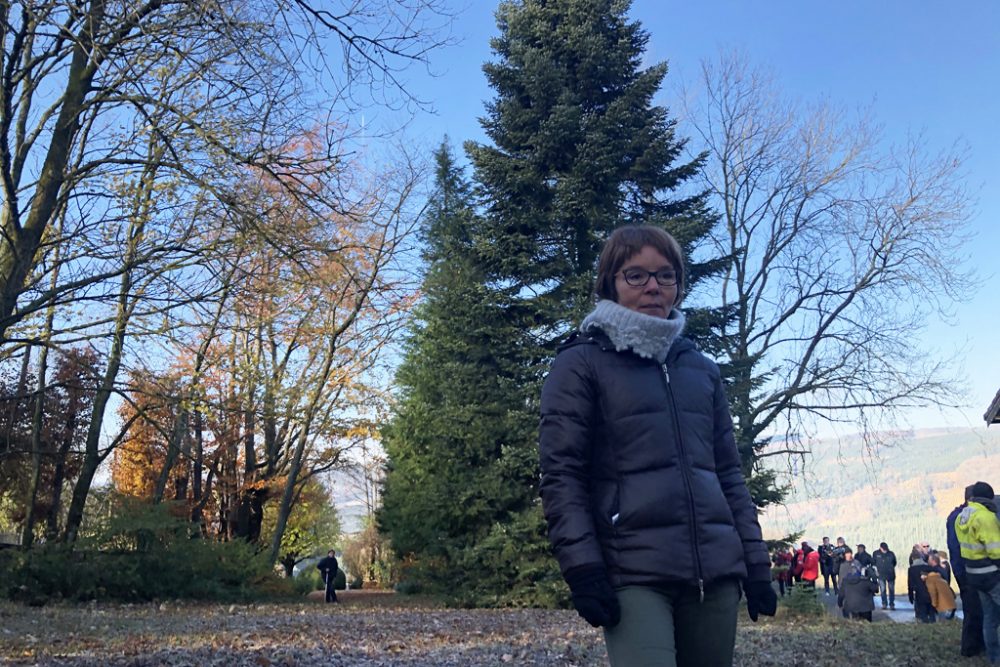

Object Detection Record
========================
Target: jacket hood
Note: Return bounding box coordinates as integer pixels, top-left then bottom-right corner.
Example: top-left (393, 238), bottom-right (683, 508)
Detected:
top-left (971, 498), bottom-right (998, 512)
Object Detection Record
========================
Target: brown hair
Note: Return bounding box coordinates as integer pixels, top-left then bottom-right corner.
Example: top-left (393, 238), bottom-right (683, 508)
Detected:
top-left (594, 225), bottom-right (685, 305)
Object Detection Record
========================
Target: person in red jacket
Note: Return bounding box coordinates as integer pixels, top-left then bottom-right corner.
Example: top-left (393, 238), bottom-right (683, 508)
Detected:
top-left (801, 542), bottom-right (821, 588)
top-left (791, 545), bottom-right (805, 584)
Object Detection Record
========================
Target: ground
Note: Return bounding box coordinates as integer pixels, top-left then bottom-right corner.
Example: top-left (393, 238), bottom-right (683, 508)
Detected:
top-left (0, 590), bottom-right (987, 666)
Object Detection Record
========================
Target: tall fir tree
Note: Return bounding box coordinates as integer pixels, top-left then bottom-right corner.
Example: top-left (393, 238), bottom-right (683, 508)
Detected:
top-left (379, 143), bottom-right (553, 604)
top-left (456, 0), bottom-right (725, 603)
top-left (467, 0), bottom-right (722, 341)
top-left (383, 0), bottom-right (731, 607)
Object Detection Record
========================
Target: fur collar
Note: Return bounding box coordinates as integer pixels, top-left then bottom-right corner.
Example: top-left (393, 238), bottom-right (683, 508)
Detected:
top-left (580, 299), bottom-right (685, 363)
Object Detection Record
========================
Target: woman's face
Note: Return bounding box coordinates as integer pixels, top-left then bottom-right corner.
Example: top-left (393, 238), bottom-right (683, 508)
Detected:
top-left (613, 245), bottom-right (677, 319)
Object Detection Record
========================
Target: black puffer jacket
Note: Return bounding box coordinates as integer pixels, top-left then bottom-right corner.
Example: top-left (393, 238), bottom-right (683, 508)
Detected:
top-left (539, 330), bottom-right (771, 589)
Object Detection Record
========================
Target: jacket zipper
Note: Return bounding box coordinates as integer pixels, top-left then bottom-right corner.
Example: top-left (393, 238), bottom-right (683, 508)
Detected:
top-left (662, 363), bottom-right (705, 603)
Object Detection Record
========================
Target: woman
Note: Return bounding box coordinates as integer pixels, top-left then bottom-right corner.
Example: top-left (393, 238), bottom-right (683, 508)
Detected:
top-left (539, 225), bottom-right (776, 667)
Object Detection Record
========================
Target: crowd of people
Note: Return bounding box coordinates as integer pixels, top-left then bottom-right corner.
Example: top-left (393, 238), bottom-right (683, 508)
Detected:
top-left (765, 480), bottom-right (1000, 665)
top-left (772, 536), bottom-right (960, 623)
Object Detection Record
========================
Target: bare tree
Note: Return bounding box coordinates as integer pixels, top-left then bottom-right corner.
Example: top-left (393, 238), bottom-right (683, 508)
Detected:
top-left (682, 54), bottom-right (976, 506)
top-left (0, 0), bottom-right (452, 346)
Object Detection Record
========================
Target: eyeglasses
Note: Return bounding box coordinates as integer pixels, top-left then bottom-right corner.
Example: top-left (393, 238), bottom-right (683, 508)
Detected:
top-left (618, 268), bottom-right (678, 287)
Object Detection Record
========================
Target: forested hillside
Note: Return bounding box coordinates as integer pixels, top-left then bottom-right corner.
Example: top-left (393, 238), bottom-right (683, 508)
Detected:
top-left (760, 427), bottom-right (1000, 568)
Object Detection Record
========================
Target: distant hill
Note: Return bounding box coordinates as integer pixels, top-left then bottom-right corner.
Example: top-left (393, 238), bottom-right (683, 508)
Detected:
top-left (759, 427), bottom-right (1000, 564)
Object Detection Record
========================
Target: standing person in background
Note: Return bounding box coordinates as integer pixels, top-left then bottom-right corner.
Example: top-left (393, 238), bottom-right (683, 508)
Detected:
top-left (791, 543), bottom-right (804, 586)
top-left (832, 537), bottom-right (847, 589)
top-left (949, 483), bottom-right (985, 658)
top-left (955, 481), bottom-right (1000, 664)
top-left (801, 542), bottom-right (820, 589)
top-left (855, 544), bottom-right (874, 569)
top-left (909, 556), bottom-right (935, 623)
top-left (772, 546), bottom-right (793, 597)
top-left (910, 543), bottom-right (927, 566)
top-left (317, 549), bottom-right (339, 604)
top-left (839, 561), bottom-right (878, 622)
top-left (836, 548), bottom-right (856, 618)
top-left (872, 542), bottom-right (898, 610)
top-left (538, 225), bottom-right (776, 667)
top-left (818, 537), bottom-right (837, 595)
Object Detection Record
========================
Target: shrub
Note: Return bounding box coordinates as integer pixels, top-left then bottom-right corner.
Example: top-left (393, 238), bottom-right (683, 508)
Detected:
top-left (1, 500), bottom-right (289, 603)
top-left (781, 584), bottom-right (825, 617)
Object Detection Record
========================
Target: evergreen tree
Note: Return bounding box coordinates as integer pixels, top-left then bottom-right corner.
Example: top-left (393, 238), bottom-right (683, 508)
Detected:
top-left (379, 143), bottom-right (551, 603)
top-left (456, 0), bottom-right (723, 604)
top-left (467, 0), bottom-right (721, 340)
top-left (383, 0), bottom-right (730, 607)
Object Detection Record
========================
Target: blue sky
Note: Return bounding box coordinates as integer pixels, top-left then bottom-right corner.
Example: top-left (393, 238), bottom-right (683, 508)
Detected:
top-left (389, 0), bottom-right (1000, 430)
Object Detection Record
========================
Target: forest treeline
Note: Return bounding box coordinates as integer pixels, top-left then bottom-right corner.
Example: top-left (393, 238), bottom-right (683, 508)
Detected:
top-left (0, 0), bottom-right (977, 606)
top-left (761, 428), bottom-right (1000, 576)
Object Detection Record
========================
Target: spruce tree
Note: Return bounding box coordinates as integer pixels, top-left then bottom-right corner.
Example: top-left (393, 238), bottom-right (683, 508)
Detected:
top-left (379, 143), bottom-right (548, 602)
top-left (467, 0), bottom-right (720, 339)
top-left (383, 0), bottom-right (731, 606)
top-left (456, 0), bottom-right (724, 604)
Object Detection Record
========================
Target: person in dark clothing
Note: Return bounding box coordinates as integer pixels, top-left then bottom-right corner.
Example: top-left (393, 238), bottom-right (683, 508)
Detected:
top-left (317, 550), bottom-right (339, 603)
top-left (538, 226), bottom-right (776, 667)
top-left (819, 536), bottom-right (837, 594)
top-left (839, 564), bottom-right (879, 622)
top-left (790, 545), bottom-right (804, 585)
top-left (932, 550), bottom-right (953, 584)
top-left (948, 484), bottom-right (986, 658)
top-left (872, 542), bottom-right (897, 610)
top-left (855, 544), bottom-right (874, 569)
top-left (909, 559), bottom-right (935, 623)
top-left (836, 548), bottom-right (856, 618)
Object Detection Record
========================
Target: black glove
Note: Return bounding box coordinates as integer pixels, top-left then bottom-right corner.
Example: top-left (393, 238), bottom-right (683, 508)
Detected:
top-left (564, 564), bottom-right (621, 628)
top-left (745, 580), bottom-right (778, 621)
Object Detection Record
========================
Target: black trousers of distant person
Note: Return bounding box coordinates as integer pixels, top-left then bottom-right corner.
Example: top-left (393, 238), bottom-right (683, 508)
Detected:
top-left (958, 572), bottom-right (985, 657)
top-left (324, 572), bottom-right (338, 603)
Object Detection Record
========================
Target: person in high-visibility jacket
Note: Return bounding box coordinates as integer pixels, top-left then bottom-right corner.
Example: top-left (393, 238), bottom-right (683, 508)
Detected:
top-left (954, 481), bottom-right (1000, 665)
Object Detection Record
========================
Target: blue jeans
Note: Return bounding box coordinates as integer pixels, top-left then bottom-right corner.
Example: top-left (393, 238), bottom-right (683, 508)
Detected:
top-left (978, 584), bottom-right (1000, 663)
top-left (878, 577), bottom-right (894, 607)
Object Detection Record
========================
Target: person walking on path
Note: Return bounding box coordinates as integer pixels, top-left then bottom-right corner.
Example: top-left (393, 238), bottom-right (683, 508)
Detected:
top-left (539, 225), bottom-right (775, 667)
top-left (872, 542), bottom-right (897, 610)
top-left (949, 484), bottom-right (985, 658)
top-left (317, 549), bottom-right (339, 604)
top-left (955, 481), bottom-right (1000, 664)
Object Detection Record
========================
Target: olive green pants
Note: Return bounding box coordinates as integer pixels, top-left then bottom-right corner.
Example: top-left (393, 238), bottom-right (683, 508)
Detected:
top-left (603, 580), bottom-right (740, 667)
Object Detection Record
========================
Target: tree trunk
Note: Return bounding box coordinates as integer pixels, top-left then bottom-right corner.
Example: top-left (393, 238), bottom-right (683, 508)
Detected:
top-left (153, 406), bottom-right (188, 503)
top-left (21, 343), bottom-right (49, 546)
top-left (0, 0), bottom-right (106, 340)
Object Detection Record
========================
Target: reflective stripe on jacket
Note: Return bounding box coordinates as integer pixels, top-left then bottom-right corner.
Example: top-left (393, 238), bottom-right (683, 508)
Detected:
top-left (954, 501), bottom-right (1000, 565)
